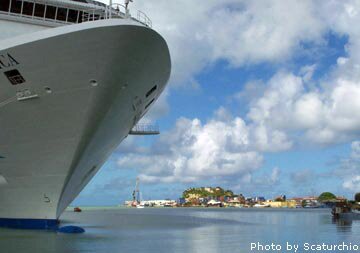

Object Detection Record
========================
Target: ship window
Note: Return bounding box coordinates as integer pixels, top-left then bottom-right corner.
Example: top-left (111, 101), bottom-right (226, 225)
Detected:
top-left (56, 7), bottom-right (67, 21)
top-left (67, 9), bottom-right (78, 23)
top-left (78, 11), bottom-right (83, 23)
top-left (22, 2), bottom-right (34, 16)
top-left (10, 0), bottom-right (22, 14)
top-left (45, 6), bottom-right (56, 20)
top-left (146, 85), bottom-right (157, 98)
top-left (0, 0), bottom-right (10, 12)
top-left (83, 12), bottom-right (91, 21)
top-left (34, 3), bottom-right (45, 18)
top-left (4, 69), bottom-right (26, 85)
top-left (145, 98), bottom-right (155, 110)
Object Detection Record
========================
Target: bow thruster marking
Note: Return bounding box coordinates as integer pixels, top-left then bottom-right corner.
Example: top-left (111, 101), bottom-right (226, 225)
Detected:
top-left (44, 194), bottom-right (51, 203)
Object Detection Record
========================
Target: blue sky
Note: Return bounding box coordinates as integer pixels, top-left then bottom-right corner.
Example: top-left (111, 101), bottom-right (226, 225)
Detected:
top-left (73, 1), bottom-right (360, 206)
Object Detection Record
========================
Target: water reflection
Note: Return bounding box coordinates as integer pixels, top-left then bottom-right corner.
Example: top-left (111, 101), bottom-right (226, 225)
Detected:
top-left (332, 217), bottom-right (353, 233)
top-left (0, 208), bottom-right (359, 253)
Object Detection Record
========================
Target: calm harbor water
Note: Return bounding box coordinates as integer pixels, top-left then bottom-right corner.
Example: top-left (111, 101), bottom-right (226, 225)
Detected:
top-left (0, 208), bottom-right (358, 253)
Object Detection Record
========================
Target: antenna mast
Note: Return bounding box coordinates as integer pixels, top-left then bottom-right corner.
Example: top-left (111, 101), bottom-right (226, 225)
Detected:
top-left (135, 177), bottom-right (140, 204)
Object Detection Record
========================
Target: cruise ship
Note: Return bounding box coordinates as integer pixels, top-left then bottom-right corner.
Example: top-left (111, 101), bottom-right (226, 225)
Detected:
top-left (0, 0), bottom-right (171, 229)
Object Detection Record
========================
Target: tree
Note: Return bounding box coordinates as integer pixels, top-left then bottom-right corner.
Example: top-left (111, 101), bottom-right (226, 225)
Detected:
top-left (301, 200), bottom-right (307, 208)
top-left (274, 195), bottom-right (286, 202)
top-left (318, 192), bottom-right (336, 202)
top-left (182, 187), bottom-right (234, 199)
top-left (355, 193), bottom-right (360, 202)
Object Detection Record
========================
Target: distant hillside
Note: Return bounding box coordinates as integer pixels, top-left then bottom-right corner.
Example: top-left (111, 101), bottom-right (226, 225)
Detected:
top-left (182, 187), bottom-right (234, 199)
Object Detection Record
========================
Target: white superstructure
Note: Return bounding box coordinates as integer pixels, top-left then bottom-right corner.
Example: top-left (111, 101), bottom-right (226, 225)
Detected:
top-left (0, 0), bottom-right (171, 228)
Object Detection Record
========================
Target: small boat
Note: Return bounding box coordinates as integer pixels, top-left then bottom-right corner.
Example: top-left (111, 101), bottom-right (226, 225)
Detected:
top-left (74, 207), bottom-right (82, 213)
top-left (332, 203), bottom-right (360, 220)
top-left (253, 203), bottom-right (270, 208)
top-left (206, 200), bottom-right (223, 207)
top-left (136, 204), bottom-right (145, 209)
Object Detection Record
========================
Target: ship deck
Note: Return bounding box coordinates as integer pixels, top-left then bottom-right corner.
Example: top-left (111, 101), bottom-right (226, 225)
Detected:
top-left (0, 0), bottom-right (151, 28)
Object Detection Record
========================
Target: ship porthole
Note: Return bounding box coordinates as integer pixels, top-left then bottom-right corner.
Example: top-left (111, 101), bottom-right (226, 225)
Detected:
top-left (44, 87), bottom-right (52, 94)
top-left (90, 79), bottom-right (98, 87)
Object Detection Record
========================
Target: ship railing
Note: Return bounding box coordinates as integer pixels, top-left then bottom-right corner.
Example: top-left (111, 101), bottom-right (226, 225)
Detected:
top-left (81, 8), bottom-right (106, 23)
top-left (0, 9), bottom-right (65, 26)
top-left (136, 10), bottom-right (152, 28)
top-left (129, 124), bottom-right (160, 135)
top-left (107, 3), bottom-right (151, 28)
top-left (81, 5), bottom-right (151, 28)
top-left (0, 0), bottom-right (152, 28)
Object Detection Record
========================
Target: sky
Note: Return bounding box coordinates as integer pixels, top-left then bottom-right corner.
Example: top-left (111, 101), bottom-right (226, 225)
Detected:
top-left (73, 0), bottom-right (360, 206)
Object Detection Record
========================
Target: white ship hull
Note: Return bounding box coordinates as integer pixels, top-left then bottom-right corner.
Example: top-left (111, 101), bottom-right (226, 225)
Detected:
top-left (0, 19), bottom-right (171, 226)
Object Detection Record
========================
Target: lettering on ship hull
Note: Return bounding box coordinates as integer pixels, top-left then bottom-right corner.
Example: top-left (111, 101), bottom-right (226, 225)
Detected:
top-left (0, 53), bottom-right (19, 69)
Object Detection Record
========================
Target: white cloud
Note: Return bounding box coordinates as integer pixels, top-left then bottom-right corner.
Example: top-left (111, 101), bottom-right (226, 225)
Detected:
top-left (351, 141), bottom-right (360, 159)
top-left (343, 176), bottom-right (360, 193)
top-left (205, 1), bottom-right (325, 66)
top-left (294, 93), bottom-right (324, 129)
top-left (243, 69), bottom-right (360, 146)
top-left (332, 141), bottom-right (360, 193)
top-left (250, 124), bottom-right (292, 152)
top-left (290, 169), bottom-right (315, 186)
top-left (299, 64), bottom-right (317, 82)
top-left (232, 80), bottom-right (266, 105)
top-left (100, 0), bottom-right (328, 87)
top-left (116, 107), bottom-right (295, 184)
top-left (337, 57), bottom-right (348, 66)
top-left (117, 117), bottom-right (263, 184)
top-left (247, 72), bottom-right (304, 127)
top-left (270, 167), bottom-right (281, 185)
top-left (328, 80), bottom-right (360, 132)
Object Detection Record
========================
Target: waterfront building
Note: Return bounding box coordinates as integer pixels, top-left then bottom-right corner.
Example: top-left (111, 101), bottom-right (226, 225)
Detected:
top-left (143, 200), bottom-right (177, 207)
top-left (252, 196), bottom-right (266, 203)
top-left (207, 200), bottom-right (222, 207)
top-left (177, 198), bottom-right (186, 205)
top-left (125, 199), bottom-right (177, 207)
top-left (225, 199), bottom-right (242, 207)
top-left (265, 200), bottom-right (296, 208)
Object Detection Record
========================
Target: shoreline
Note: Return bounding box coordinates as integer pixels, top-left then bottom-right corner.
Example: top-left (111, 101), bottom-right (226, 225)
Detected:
top-left (67, 205), bottom-right (332, 211)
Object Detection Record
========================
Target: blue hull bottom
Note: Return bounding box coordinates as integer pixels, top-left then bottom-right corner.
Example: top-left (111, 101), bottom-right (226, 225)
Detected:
top-left (0, 218), bottom-right (59, 230)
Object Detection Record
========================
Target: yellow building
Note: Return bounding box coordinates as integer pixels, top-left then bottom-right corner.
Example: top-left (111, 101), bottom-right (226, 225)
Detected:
top-left (266, 200), bottom-right (296, 208)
